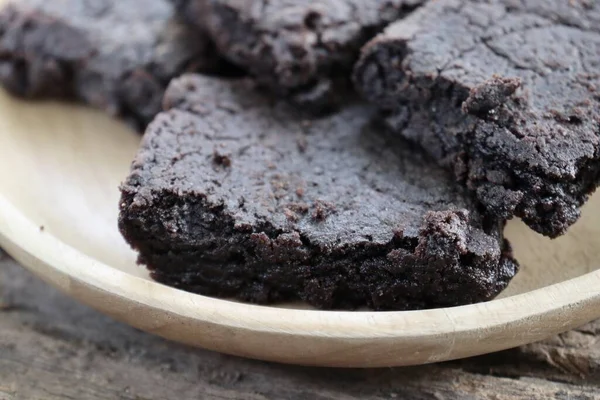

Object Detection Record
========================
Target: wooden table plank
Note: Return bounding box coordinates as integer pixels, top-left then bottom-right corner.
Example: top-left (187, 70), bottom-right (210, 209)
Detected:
top-left (1, 249), bottom-right (598, 400)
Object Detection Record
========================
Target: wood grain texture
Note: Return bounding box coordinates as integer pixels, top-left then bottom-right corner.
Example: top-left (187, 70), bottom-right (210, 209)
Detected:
top-left (1, 252), bottom-right (599, 400)
top-left (1, 86), bottom-right (600, 367)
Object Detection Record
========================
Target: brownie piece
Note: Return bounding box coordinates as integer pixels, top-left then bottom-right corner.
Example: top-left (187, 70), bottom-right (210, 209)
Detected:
top-left (354, 0), bottom-right (600, 237)
top-left (118, 74), bottom-right (518, 311)
top-left (171, 0), bottom-right (425, 111)
top-left (0, 0), bottom-right (238, 129)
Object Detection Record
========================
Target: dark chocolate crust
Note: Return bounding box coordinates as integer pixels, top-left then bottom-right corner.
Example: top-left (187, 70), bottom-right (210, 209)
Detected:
top-left (118, 74), bottom-right (518, 311)
top-left (353, 0), bottom-right (600, 237)
top-left (0, 0), bottom-right (237, 129)
top-left (171, 0), bottom-right (425, 111)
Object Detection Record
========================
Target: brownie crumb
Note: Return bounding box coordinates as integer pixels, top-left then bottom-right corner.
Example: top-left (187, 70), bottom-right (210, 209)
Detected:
top-left (297, 136), bottom-right (308, 153)
top-left (287, 202), bottom-right (310, 215)
top-left (311, 200), bottom-right (336, 221)
top-left (284, 208), bottom-right (300, 222)
top-left (462, 76), bottom-right (521, 117)
top-left (213, 149), bottom-right (232, 167)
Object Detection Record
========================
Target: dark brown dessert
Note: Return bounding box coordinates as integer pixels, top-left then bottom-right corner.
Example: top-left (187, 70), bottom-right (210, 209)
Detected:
top-left (0, 0), bottom-right (238, 129)
top-left (118, 74), bottom-right (518, 311)
top-left (354, 0), bottom-right (600, 237)
top-left (171, 0), bottom-right (426, 111)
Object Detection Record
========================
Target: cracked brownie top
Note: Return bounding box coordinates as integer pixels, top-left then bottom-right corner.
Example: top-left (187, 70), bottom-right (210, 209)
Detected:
top-left (354, 0), bottom-right (600, 237)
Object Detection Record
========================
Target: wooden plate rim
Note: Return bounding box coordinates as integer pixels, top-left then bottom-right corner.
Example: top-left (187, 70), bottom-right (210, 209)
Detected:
top-left (2, 194), bottom-right (600, 367)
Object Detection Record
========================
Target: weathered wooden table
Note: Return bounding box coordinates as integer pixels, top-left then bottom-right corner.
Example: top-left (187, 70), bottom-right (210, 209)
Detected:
top-left (1, 248), bottom-right (598, 400)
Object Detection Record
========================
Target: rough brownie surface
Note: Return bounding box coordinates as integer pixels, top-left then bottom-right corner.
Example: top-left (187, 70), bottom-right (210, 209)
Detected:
top-left (0, 0), bottom-right (236, 129)
top-left (118, 74), bottom-right (517, 311)
top-left (171, 0), bottom-right (425, 111)
top-left (354, 0), bottom-right (600, 237)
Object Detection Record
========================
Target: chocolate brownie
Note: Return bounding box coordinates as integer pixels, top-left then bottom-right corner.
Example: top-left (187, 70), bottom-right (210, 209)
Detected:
top-left (118, 74), bottom-right (518, 311)
top-left (0, 0), bottom-right (238, 129)
top-left (354, 0), bottom-right (600, 237)
top-left (171, 0), bottom-right (425, 111)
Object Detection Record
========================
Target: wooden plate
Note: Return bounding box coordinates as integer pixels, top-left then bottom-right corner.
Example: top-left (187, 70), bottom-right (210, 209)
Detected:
top-left (1, 90), bottom-right (600, 368)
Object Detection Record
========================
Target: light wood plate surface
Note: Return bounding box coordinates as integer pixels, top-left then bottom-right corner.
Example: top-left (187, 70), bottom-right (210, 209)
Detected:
top-left (1, 89), bottom-right (600, 367)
